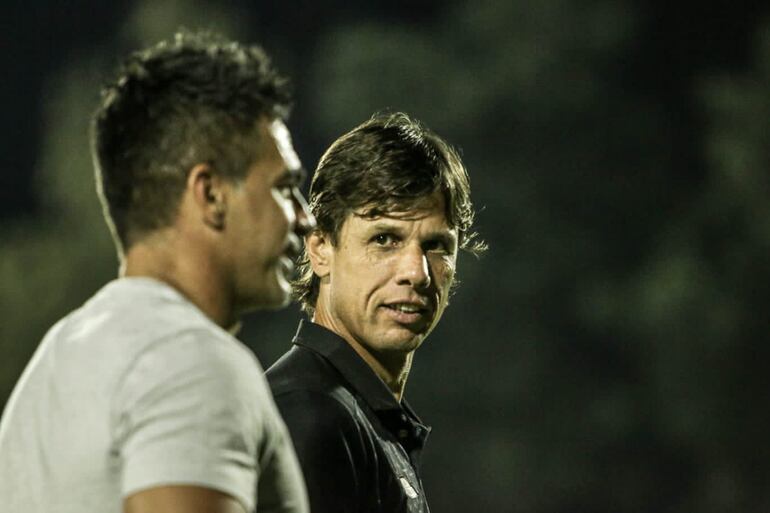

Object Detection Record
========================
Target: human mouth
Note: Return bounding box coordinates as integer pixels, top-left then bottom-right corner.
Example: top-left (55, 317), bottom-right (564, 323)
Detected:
top-left (382, 301), bottom-right (431, 325)
top-left (389, 303), bottom-right (424, 313)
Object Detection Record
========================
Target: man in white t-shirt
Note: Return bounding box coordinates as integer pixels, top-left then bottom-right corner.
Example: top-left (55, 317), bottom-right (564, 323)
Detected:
top-left (0, 31), bottom-right (313, 513)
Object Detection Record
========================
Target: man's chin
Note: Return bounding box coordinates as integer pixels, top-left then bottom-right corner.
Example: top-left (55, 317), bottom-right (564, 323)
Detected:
top-left (377, 329), bottom-right (426, 354)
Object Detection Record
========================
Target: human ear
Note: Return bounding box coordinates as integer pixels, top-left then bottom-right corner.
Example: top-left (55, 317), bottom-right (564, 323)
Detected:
top-left (306, 231), bottom-right (332, 278)
top-left (187, 163), bottom-right (227, 230)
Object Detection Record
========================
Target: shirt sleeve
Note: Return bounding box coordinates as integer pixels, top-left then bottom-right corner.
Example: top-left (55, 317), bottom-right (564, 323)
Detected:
top-left (273, 390), bottom-right (372, 513)
top-left (252, 412), bottom-right (309, 513)
top-left (112, 330), bottom-right (264, 513)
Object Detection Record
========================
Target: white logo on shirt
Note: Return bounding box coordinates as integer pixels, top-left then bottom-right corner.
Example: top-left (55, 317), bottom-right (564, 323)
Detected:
top-left (399, 476), bottom-right (418, 499)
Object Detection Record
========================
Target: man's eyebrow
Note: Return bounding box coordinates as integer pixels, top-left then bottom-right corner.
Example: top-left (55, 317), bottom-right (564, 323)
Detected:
top-left (364, 222), bottom-right (456, 242)
top-left (365, 221), bottom-right (406, 233)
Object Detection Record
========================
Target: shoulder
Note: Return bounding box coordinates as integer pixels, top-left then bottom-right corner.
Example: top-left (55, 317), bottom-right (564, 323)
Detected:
top-left (267, 345), bottom-right (371, 442)
top-left (114, 331), bottom-right (270, 512)
top-left (272, 389), bottom-right (377, 513)
top-left (126, 328), bottom-right (258, 385)
top-left (267, 345), bottom-right (343, 396)
top-left (276, 388), bottom-right (372, 463)
top-left (115, 328), bottom-right (268, 432)
top-left (276, 389), bottom-right (358, 429)
top-left (80, 278), bottom-right (230, 348)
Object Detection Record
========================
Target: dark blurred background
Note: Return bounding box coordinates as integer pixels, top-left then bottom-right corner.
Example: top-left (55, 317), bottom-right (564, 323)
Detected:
top-left (2, 1), bottom-right (770, 511)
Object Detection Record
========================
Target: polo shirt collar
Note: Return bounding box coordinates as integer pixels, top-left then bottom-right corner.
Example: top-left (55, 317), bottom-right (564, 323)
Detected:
top-left (291, 320), bottom-right (425, 420)
top-left (292, 320), bottom-right (432, 468)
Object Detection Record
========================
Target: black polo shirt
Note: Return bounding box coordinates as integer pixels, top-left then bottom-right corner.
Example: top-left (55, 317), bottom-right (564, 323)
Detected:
top-left (266, 320), bottom-right (431, 513)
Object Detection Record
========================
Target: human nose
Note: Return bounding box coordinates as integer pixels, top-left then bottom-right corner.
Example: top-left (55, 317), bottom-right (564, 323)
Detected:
top-left (291, 188), bottom-right (316, 236)
top-left (395, 245), bottom-right (431, 289)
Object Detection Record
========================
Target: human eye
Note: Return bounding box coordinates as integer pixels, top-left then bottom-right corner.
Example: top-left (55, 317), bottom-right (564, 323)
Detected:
top-left (423, 237), bottom-right (455, 255)
top-left (423, 240), bottom-right (444, 252)
top-left (370, 232), bottom-right (400, 247)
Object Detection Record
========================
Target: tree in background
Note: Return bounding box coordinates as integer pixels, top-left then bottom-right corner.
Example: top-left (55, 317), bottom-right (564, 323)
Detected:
top-left (579, 18), bottom-right (770, 512)
top-left (2, 0), bottom-right (769, 511)
top-left (642, 20), bottom-right (770, 511)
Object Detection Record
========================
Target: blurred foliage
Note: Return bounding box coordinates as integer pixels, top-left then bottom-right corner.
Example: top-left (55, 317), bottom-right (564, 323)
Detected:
top-left (2, 0), bottom-right (769, 512)
top-left (0, 59), bottom-right (116, 405)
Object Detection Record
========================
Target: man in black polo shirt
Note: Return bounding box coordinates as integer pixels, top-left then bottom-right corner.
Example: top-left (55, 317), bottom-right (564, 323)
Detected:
top-left (266, 112), bottom-right (485, 513)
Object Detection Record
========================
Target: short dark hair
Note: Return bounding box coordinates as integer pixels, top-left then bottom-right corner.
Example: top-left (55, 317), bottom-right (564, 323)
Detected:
top-left (295, 112), bottom-right (486, 314)
top-left (91, 30), bottom-right (292, 256)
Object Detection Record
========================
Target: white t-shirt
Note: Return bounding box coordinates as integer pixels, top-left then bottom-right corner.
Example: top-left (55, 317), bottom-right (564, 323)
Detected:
top-left (0, 277), bottom-right (308, 513)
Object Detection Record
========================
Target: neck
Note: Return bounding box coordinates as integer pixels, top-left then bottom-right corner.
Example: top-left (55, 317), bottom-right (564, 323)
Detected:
top-left (347, 336), bottom-right (414, 402)
top-left (371, 350), bottom-right (413, 402)
top-left (122, 233), bottom-right (237, 330)
top-left (312, 310), bottom-right (413, 402)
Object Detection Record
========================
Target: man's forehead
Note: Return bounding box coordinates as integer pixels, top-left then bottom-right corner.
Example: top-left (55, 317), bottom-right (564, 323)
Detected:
top-left (353, 191), bottom-right (448, 223)
top-left (354, 209), bottom-right (445, 224)
top-left (267, 119), bottom-right (302, 171)
top-left (349, 201), bottom-right (455, 235)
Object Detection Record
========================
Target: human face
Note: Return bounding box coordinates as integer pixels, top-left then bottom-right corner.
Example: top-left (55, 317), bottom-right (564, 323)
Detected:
top-left (226, 119), bottom-right (314, 311)
top-left (314, 192), bottom-right (457, 360)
